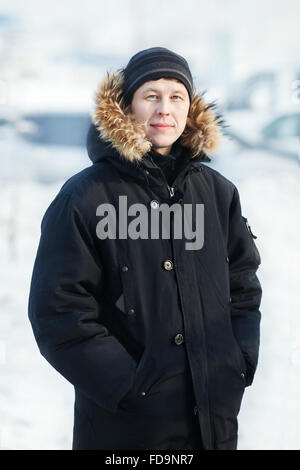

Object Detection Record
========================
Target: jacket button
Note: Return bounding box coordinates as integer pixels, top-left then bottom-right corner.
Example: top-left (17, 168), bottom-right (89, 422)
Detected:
top-left (127, 308), bottom-right (135, 316)
top-left (226, 256), bottom-right (229, 263)
top-left (174, 333), bottom-right (184, 345)
top-left (150, 200), bottom-right (159, 209)
top-left (241, 372), bottom-right (245, 380)
top-left (121, 265), bottom-right (129, 272)
top-left (193, 405), bottom-right (198, 415)
top-left (141, 391), bottom-right (146, 396)
top-left (163, 260), bottom-right (174, 271)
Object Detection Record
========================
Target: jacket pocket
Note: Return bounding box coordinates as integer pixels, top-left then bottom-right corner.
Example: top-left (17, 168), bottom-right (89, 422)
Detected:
top-left (241, 216), bottom-right (261, 266)
top-left (232, 335), bottom-right (247, 384)
top-left (236, 343), bottom-right (247, 376)
top-left (227, 323), bottom-right (247, 380)
top-left (117, 263), bottom-right (137, 322)
top-left (118, 352), bottom-right (149, 407)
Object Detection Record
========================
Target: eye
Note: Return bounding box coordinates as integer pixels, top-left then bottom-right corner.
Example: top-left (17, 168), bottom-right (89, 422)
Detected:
top-left (172, 95), bottom-right (182, 100)
top-left (147, 95), bottom-right (158, 99)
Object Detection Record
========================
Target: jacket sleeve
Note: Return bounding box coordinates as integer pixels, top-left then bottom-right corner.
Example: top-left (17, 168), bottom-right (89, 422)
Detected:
top-left (227, 186), bottom-right (262, 387)
top-left (28, 191), bottom-right (138, 413)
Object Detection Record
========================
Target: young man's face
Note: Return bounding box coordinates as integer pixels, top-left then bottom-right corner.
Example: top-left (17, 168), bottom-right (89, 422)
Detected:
top-left (130, 78), bottom-right (190, 156)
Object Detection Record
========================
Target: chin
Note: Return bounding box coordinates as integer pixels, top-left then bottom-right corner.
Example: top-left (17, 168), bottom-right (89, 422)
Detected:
top-left (151, 137), bottom-right (176, 148)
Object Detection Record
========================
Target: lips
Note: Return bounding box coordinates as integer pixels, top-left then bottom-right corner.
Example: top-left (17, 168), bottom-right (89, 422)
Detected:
top-left (151, 123), bottom-right (174, 128)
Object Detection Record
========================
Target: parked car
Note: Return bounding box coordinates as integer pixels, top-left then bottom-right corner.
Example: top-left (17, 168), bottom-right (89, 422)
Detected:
top-left (224, 109), bottom-right (300, 161)
top-left (225, 66), bottom-right (300, 113)
top-left (1, 110), bottom-right (92, 184)
top-left (260, 112), bottom-right (300, 158)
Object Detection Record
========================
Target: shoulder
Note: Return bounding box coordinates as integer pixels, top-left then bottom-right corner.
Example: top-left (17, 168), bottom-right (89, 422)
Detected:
top-left (197, 163), bottom-right (235, 189)
top-left (55, 161), bottom-right (117, 210)
top-left (57, 161), bottom-right (113, 199)
top-left (193, 163), bottom-right (237, 202)
top-left (41, 162), bottom-right (113, 225)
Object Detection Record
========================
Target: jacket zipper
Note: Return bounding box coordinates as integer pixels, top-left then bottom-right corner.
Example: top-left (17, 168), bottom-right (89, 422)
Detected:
top-left (147, 156), bottom-right (177, 202)
top-left (167, 185), bottom-right (175, 199)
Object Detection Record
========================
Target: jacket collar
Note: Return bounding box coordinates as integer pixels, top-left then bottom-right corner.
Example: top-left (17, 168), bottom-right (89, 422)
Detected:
top-left (87, 122), bottom-right (206, 188)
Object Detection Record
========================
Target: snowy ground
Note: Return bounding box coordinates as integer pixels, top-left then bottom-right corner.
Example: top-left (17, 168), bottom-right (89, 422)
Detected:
top-left (212, 141), bottom-right (300, 450)
top-left (0, 141), bottom-right (300, 450)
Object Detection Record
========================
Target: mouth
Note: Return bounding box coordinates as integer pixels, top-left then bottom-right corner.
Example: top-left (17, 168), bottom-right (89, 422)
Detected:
top-left (150, 124), bottom-right (174, 130)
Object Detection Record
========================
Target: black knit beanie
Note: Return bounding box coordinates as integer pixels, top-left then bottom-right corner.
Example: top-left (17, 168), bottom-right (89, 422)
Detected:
top-left (121, 47), bottom-right (194, 107)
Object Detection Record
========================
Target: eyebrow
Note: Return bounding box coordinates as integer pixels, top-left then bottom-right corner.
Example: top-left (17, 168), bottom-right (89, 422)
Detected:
top-left (142, 87), bottom-right (185, 95)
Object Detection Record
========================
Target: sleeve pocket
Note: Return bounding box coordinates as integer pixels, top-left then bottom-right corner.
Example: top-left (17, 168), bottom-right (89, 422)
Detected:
top-left (241, 216), bottom-right (261, 266)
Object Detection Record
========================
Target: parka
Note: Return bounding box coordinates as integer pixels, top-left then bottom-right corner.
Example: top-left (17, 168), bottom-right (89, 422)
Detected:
top-left (28, 70), bottom-right (262, 450)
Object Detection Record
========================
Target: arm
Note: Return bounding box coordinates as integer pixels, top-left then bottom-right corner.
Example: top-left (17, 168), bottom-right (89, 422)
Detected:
top-left (227, 186), bottom-right (262, 387)
top-left (28, 192), bottom-right (137, 413)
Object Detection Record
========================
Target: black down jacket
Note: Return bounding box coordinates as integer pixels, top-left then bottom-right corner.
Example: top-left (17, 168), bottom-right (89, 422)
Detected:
top-left (28, 71), bottom-right (262, 450)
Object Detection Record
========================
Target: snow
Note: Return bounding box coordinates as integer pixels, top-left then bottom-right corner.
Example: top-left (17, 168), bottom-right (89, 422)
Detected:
top-left (1, 139), bottom-right (300, 450)
top-left (211, 140), bottom-right (300, 450)
top-left (0, 180), bottom-right (74, 450)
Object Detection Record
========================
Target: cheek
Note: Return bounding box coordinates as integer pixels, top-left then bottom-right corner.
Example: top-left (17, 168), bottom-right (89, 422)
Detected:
top-left (176, 111), bottom-right (188, 132)
top-left (133, 105), bottom-right (151, 123)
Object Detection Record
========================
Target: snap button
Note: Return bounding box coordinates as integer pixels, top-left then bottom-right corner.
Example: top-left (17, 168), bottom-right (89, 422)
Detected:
top-left (127, 308), bottom-right (135, 316)
top-left (150, 200), bottom-right (159, 209)
top-left (121, 265), bottom-right (129, 272)
top-left (241, 372), bottom-right (245, 380)
top-left (174, 333), bottom-right (184, 345)
top-left (193, 405), bottom-right (198, 415)
top-left (141, 391), bottom-right (146, 396)
top-left (226, 256), bottom-right (229, 263)
top-left (163, 260), bottom-right (174, 271)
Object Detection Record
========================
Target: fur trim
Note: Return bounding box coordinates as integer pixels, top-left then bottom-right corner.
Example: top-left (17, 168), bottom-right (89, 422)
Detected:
top-left (92, 70), bottom-right (224, 163)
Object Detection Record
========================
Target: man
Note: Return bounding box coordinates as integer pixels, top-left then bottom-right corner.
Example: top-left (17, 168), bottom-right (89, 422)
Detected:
top-left (28, 47), bottom-right (262, 450)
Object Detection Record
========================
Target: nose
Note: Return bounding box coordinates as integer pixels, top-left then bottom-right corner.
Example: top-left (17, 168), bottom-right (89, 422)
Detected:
top-left (156, 97), bottom-right (170, 116)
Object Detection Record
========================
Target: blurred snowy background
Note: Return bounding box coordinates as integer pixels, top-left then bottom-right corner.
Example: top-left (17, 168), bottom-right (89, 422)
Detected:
top-left (0, 0), bottom-right (300, 450)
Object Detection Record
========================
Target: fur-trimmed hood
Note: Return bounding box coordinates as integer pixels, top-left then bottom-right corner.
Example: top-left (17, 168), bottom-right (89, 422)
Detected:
top-left (90, 70), bottom-right (225, 164)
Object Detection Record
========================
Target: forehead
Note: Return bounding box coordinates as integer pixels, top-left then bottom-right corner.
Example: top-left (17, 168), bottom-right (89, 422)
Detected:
top-left (137, 78), bottom-right (187, 94)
